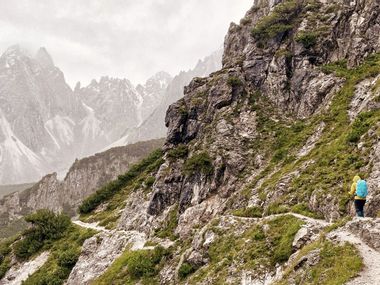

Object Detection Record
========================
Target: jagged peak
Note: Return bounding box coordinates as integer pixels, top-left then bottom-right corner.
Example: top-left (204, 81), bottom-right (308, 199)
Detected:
top-left (35, 47), bottom-right (54, 68)
top-left (145, 71), bottom-right (172, 89)
top-left (1, 44), bottom-right (30, 59)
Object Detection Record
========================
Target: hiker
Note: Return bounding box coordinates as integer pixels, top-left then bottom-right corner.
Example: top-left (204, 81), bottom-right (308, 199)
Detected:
top-left (349, 175), bottom-right (368, 217)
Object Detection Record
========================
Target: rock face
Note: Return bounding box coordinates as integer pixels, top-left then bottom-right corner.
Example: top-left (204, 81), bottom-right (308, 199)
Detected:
top-left (0, 138), bottom-right (163, 230)
top-left (66, 230), bottom-right (146, 285)
top-left (75, 72), bottom-right (172, 156)
top-left (346, 218), bottom-right (380, 250)
top-left (0, 251), bottom-right (49, 285)
top-left (107, 49), bottom-right (223, 147)
top-left (0, 45), bottom-right (83, 184)
top-left (147, 0), bottom-right (380, 226)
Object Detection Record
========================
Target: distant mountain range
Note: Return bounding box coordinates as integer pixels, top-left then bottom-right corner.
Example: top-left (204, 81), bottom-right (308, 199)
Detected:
top-left (0, 45), bottom-right (222, 184)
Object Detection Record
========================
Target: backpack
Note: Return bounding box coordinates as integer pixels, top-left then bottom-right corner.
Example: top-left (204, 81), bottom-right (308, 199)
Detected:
top-left (356, 179), bottom-right (368, 198)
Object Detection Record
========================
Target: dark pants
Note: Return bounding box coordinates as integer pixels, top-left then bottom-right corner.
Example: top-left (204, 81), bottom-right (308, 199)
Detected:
top-left (354, 199), bottom-right (366, 217)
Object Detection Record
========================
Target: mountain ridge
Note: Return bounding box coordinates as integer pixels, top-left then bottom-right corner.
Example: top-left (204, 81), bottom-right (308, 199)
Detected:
top-left (0, 46), bottom-right (222, 184)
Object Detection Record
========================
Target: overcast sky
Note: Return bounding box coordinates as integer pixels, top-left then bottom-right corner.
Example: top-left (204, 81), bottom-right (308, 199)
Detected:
top-left (0, 0), bottom-right (252, 87)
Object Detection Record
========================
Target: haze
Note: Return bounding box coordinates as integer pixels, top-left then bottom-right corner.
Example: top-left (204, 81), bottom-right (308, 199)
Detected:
top-left (0, 0), bottom-right (252, 87)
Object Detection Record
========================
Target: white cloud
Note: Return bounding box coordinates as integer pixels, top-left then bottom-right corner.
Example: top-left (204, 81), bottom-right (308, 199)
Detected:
top-left (0, 0), bottom-right (253, 87)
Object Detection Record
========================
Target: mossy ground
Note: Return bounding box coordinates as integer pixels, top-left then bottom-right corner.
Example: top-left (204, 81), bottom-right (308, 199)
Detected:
top-left (91, 246), bottom-right (172, 285)
top-left (275, 238), bottom-right (363, 285)
top-left (186, 215), bottom-right (303, 284)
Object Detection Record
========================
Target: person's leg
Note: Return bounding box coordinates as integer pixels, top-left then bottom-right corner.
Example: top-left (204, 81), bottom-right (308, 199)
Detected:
top-left (354, 200), bottom-right (363, 217)
top-left (362, 200), bottom-right (366, 217)
top-left (355, 200), bottom-right (365, 217)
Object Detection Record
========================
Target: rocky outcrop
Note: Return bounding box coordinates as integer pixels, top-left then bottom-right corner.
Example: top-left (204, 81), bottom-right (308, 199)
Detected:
top-left (0, 139), bottom-right (163, 231)
top-left (349, 75), bottom-right (380, 121)
top-left (66, 230), bottom-right (146, 285)
top-left (0, 251), bottom-right (49, 285)
top-left (346, 218), bottom-right (380, 250)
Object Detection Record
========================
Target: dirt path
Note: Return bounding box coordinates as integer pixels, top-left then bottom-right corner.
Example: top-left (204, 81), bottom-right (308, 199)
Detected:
top-left (72, 219), bottom-right (110, 233)
top-left (72, 219), bottom-right (174, 250)
top-left (226, 212), bottom-right (330, 227)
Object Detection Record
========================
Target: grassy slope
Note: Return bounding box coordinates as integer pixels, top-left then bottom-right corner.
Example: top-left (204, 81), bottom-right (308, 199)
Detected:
top-left (244, 54), bottom-right (380, 217)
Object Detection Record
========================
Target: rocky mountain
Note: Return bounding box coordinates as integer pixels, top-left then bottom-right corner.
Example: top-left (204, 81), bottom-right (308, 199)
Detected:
top-left (0, 138), bottom-right (163, 238)
top-left (1, 0), bottom-right (380, 284)
top-left (108, 49), bottom-right (223, 147)
top-left (0, 45), bottom-right (84, 184)
top-left (0, 45), bottom-right (221, 184)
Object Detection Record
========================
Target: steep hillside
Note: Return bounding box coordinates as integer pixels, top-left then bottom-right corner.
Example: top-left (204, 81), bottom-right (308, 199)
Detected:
top-left (1, 0), bottom-right (380, 284)
top-left (0, 138), bottom-right (163, 239)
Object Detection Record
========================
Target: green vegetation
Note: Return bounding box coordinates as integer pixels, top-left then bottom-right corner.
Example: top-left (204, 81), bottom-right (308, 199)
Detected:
top-left (227, 77), bottom-right (243, 88)
top-left (0, 209), bottom-right (95, 284)
top-left (144, 176), bottom-right (156, 188)
top-left (178, 262), bottom-right (197, 279)
top-left (23, 226), bottom-right (95, 285)
top-left (155, 205), bottom-right (179, 241)
top-left (0, 236), bottom-right (17, 278)
top-left (79, 149), bottom-right (164, 214)
top-left (188, 215), bottom-right (303, 284)
top-left (184, 152), bottom-right (213, 176)
top-left (295, 31), bottom-right (319, 49)
top-left (232, 206), bottom-right (263, 218)
top-left (251, 0), bottom-right (303, 41)
top-left (346, 111), bottom-right (377, 143)
top-left (291, 203), bottom-right (323, 219)
top-left (248, 53), bottom-right (380, 218)
top-left (266, 202), bottom-right (291, 215)
top-left (167, 144), bottom-right (189, 160)
top-left (92, 246), bottom-right (171, 285)
top-left (14, 210), bottom-right (71, 260)
top-left (276, 239), bottom-right (362, 285)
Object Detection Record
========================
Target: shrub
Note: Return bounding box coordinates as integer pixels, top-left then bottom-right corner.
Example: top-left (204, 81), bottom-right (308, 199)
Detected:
top-left (167, 144), bottom-right (189, 160)
top-left (22, 227), bottom-right (95, 285)
top-left (14, 210), bottom-right (71, 260)
top-left (0, 237), bottom-right (14, 279)
top-left (267, 215), bottom-right (303, 264)
top-left (79, 149), bottom-right (163, 214)
top-left (346, 111), bottom-right (374, 143)
top-left (93, 246), bottom-right (170, 284)
top-left (155, 205), bottom-right (179, 241)
top-left (178, 262), bottom-right (197, 279)
top-left (291, 203), bottom-right (321, 218)
top-left (144, 176), bottom-right (156, 188)
top-left (232, 206), bottom-right (263, 218)
top-left (57, 247), bottom-right (81, 268)
top-left (184, 152), bottom-right (213, 176)
top-left (295, 32), bottom-right (318, 49)
top-left (252, 0), bottom-right (303, 41)
top-left (227, 77), bottom-right (243, 88)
